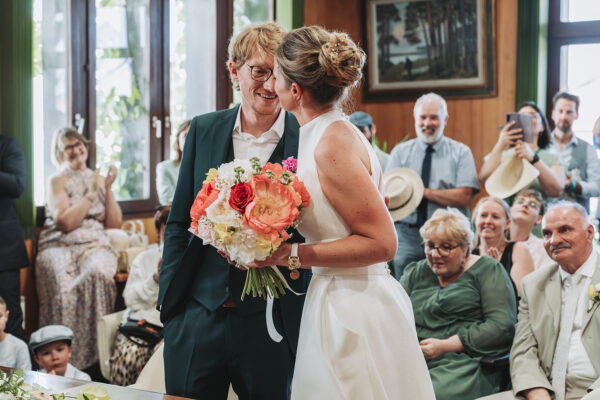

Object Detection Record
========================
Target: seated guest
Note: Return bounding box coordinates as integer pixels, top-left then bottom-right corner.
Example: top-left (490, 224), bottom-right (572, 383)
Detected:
top-left (0, 296), bottom-right (30, 370)
top-left (30, 325), bottom-right (91, 381)
top-left (472, 197), bottom-right (535, 295)
top-left (108, 206), bottom-right (169, 386)
top-left (35, 127), bottom-right (122, 370)
top-left (156, 120), bottom-right (190, 205)
top-left (510, 202), bottom-right (600, 400)
top-left (509, 189), bottom-right (554, 270)
top-left (478, 101), bottom-right (565, 201)
top-left (401, 208), bottom-right (517, 400)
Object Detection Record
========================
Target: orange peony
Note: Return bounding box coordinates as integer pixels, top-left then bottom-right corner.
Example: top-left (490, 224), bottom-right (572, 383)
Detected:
top-left (190, 180), bottom-right (220, 221)
top-left (244, 175), bottom-right (299, 242)
top-left (292, 178), bottom-right (311, 208)
top-left (261, 162), bottom-right (285, 178)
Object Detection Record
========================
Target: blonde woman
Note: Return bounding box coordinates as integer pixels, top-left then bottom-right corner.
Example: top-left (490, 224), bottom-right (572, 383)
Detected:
top-left (472, 196), bottom-right (535, 295)
top-left (35, 127), bottom-right (122, 369)
top-left (250, 26), bottom-right (435, 399)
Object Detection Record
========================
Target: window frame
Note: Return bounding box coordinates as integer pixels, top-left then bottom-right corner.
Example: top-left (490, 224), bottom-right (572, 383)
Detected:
top-left (36, 0), bottom-right (275, 223)
top-left (546, 0), bottom-right (600, 121)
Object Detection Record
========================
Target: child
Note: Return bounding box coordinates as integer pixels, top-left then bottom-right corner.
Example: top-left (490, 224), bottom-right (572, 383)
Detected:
top-left (29, 325), bottom-right (91, 381)
top-left (0, 296), bottom-right (31, 370)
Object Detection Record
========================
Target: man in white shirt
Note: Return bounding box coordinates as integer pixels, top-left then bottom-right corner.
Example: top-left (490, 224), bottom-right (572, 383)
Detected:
top-left (509, 189), bottom-right (554, 270)
top-left (510, 201), bottom-right (600, 400)
top-left (158, 22), bottom-right (309, 399)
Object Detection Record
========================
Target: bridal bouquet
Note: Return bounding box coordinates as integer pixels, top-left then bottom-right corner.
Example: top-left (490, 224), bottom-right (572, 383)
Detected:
top-left (189, 156), bottom-right (310, 300)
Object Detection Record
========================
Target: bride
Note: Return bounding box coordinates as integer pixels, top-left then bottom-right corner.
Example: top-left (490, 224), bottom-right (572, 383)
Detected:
top-left (249, 26), bottom-right (435, 399)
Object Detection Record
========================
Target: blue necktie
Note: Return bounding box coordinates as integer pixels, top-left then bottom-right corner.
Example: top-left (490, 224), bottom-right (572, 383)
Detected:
top-left (416, 145), bottom-right (434, 227)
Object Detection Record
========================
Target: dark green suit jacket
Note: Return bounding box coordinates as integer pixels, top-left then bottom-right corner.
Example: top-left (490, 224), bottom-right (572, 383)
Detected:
top-left (158, 106), bottom-right (309, 355)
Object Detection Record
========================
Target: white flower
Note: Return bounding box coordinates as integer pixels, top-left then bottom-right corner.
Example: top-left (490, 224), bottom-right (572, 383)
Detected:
top-left (205, 190), bottom-right (242, 227)
top-left (196, 217), bottom-right (216, 246)
top-left (227, 226), bottom-right (268, 265)
top-left (217, 159), bottom-right (254, 188)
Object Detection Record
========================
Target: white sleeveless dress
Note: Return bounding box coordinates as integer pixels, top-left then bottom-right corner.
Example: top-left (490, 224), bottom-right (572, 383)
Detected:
top-left (290, 109), bottom-right (435, 400)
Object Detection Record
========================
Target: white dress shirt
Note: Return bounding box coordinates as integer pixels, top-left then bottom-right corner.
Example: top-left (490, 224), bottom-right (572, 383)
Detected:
top-left (232, 107), bottom-right (285, 164)
top-left (123, 243), bottom-right (162, 327)
top-left (558, 249), bottom-right (599, 380)
top-left (525, 234), bottom-right (554, 270)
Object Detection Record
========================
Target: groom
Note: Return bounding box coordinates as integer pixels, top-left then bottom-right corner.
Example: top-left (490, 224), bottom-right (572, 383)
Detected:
top-left (158, 22), bottom-right (310, 399)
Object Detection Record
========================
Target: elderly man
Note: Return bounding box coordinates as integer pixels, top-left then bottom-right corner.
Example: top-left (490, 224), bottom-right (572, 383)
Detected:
top-left (548, 92), bottom-right (600, 212)
top-left (158, 22), bottom-right (309, 399)
top-left (385, 92), bottom-right (479, 278)
top-left (509, 202), bottom-right (600, 400)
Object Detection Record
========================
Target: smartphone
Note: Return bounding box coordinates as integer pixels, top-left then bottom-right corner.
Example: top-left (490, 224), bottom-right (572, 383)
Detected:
top-left (506, 112), bottom-right (534, 143)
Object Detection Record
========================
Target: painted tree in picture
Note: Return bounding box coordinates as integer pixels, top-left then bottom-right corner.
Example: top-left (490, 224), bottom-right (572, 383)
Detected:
top-left (377, 0), bottom-right (479, 83)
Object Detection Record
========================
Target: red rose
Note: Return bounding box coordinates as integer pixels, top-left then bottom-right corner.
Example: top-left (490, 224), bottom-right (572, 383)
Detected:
top-left (229, 182), bottom-right (254, 213)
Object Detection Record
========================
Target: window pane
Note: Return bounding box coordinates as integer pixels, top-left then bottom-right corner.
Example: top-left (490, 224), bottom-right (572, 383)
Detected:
top-left (231, 0), bottom-right (273, 105)
top-left (33, 0), bottom-right (70, 206)
top-left (169, 0), bottom-right (215, 158)
top-left (561, 0), bottom-right (600, 22)
top-left (95, 0), bottom-right (151, 201)
top-left (559, 43), bottom-right (600, 143)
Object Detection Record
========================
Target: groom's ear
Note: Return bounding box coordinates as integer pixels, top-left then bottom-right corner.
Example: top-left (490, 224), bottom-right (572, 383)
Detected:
top-left (228, 61), bottom-right (240, 84)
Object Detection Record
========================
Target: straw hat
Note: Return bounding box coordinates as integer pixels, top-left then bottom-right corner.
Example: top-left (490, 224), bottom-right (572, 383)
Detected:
top-left (383, 168), bottom-right (424, 222)
top-left (485, 154), bottom-right (539, 199)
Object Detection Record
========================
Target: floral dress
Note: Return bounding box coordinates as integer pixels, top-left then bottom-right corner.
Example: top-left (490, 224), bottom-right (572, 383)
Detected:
top-left (35, 168), bottom-right (117, 369)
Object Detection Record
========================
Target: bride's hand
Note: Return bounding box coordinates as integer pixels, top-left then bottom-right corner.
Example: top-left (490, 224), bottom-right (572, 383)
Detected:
top-left (246, 243), bottom-right (291, 269)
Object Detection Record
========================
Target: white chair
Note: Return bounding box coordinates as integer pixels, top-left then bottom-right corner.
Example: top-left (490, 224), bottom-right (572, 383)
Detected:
top-left (96, 310), bottom-right (125, 380)
top-left (129, 341), bottom-right (166, 393)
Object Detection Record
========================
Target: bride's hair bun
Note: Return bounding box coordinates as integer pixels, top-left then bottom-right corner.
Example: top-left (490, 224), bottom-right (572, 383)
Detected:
top-left (276, 26), bottom-right (366, 106)
top-left (319, 32), bottom-right (365, 88)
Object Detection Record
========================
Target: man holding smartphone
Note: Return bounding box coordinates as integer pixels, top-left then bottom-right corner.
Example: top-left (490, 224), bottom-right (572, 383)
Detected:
top-left (547, 91), bottom-right (600, 212)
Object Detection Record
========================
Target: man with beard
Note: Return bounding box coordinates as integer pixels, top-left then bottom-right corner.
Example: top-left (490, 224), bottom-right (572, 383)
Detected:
top-left (385, 92), bottom-right (479, 278)
top-left (349, 111), bottom-right (389, 170)
top-left (548, 92), bottom-right (600, 212)
top-left (509, 202), bottom-right (600, 400)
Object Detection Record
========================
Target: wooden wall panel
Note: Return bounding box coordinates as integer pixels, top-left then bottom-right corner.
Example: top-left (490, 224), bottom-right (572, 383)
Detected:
top-left (304, 0), bottom-right (518, 173)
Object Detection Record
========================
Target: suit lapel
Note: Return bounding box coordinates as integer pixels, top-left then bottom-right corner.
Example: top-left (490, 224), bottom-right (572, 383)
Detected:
top-left (583, 258), bottom-right (600, 332)
top-left (545, 266), bottom-right (562, 333)
top-left (208, 105), bottom-right (238, 169)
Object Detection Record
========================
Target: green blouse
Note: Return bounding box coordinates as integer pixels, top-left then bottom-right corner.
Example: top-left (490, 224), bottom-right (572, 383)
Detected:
top-left (401, 256), bottom-right (517, 400)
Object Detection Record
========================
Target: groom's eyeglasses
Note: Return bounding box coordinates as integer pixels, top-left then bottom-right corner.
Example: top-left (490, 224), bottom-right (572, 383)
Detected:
top-left (246, 64), bottom-right (273, 82)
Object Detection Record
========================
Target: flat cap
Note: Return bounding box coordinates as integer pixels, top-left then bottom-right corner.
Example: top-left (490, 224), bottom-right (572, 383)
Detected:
top-left (29, 325), bottom-right (73, 352)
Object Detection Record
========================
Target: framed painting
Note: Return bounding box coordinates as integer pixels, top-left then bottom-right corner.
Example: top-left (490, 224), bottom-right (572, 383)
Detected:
top-left (363, 0), bottom-right (496, 101)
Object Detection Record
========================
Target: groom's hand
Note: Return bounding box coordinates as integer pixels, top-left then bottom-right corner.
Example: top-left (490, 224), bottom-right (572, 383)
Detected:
top-left (217, 250), bottom-right (248, 271)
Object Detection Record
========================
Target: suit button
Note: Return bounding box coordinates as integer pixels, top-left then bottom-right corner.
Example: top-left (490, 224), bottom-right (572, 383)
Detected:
top-left (225, 286), bottom-right (229, 292)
